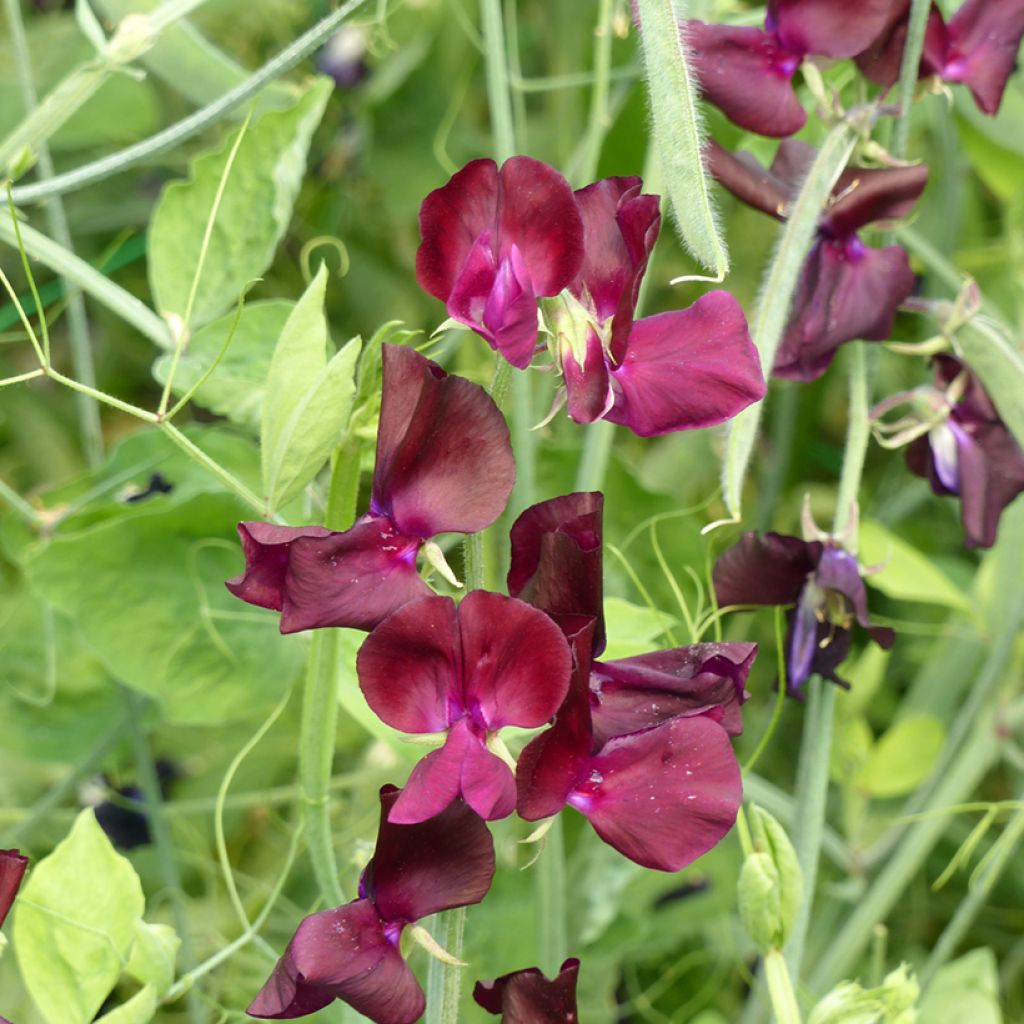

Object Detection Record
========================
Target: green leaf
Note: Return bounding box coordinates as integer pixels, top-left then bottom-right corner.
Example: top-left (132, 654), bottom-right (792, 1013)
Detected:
top-left (152, 300), bottom-right (294, 432)
top-left (918, 949), bottom-right (1002, 1024)
top-left (261, 265), bottom-right (361, 509)
top-left (126, 921), bottom-right (179, 995)
top-left (858, 519), bottom-right (974, 615)
top-left (27, 493), bottom-right (303, 725)
top-left (955, 317), bottom-right (1024, 452)
top-left (13, 810), bottom-right (145, 1024)
top-left (855, 713), bottom-right (945, 798)
top-left (93, 986), bottom-right (157, 1024)
top-left (148, 77), bottom-right (331, 328)
top-left (601, 596), bottom-right (680, 660)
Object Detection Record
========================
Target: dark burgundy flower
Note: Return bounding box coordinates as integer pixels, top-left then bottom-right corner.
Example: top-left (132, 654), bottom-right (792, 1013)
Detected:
top-left (905, 355), bottom-right (1024, 548)
top-left (357, 591), bottom-right (572, 823)
top-left (713, 532), bottom-right (895, 696)
top-left (1, 849), bottom-right (28, 929)
top-left (227, 344), bottom-right (515, 633)
top-left (708, 140), bottom-right (928, 381)
top-left (856, 0), bottom-right (1024, 116)
top-left (94, 760), bottom-right (178, 850)
top-left (683, 0), bottom-right (900, 136)
top-left (546, 176), bottom-right (765, 436)
top-left (474, 958), bottom-right (581, 1023)
top-left (248, 786), bottom-right (495, 1022)
top-left (416, 157), bottom-right (584, 368)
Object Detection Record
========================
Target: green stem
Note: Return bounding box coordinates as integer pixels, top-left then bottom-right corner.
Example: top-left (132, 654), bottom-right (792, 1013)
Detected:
top-left (8, 0), bottom-right (372, 206)
top-left (742, 607), bottom-right (789, 776)
top-left (479, 0), bottom-right (516, 162)
top-left (425, 907), bottom-right (468, 1024)
top-left (834, 344), bottom-right (873, 538)
top-left (764, 949), bottom-right (803, 1024)
top-left (537, 815), bottom-right (568, 971)
top-left (159, 422), bottom-right (265, 513)
top-left (892, 0), bottom-right (933, 160)
top-left (577, 0), bottom-right (615, 185)
top-left (48, 367), bottom-right (158, 422)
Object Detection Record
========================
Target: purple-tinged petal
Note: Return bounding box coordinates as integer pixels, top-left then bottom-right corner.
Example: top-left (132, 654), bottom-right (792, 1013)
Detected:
top-left (769, 139), bottom-right (817, 189)
top-left (372, 344), bottom-right (515, 537)
top-left (943, 0), bottom-right (1024, 114)
top-left (605, 295), bottom-right (765, 437)
top-left (366, 784), bottom-right (496, 921)
top-left (706, 141), bottom-right (791, 220)
top-left (357, 595), bottom-right (459, 735)
top-left (460, 725), bottom-right (520, 821)
top-left (247, 900), bottom-right (424, 1024)
top-left (590, 642), bottom-right (755, 744)
top-left (276, 517), bottom-right (431, 634)
top-left (226, 523), bottom-right (333, 612)
top-left (773, 239), bottom-right (915, 382)
top-left (769, 0), bottom-right (902, 58)
top-left (815, 546), bottom-right (876, 631)
top-left (956, 422), bottom-right (1024, 549)
top-left (787, 583), bottom-right (824, 693)
top-left (854, 2), bottom-right (947, 87)
top-left (713, 532), bottom-right (823, 607)
top-left (684, 21), bottom-right (807, 137)
top-left (458, 590), bottom-right (572, 730)
top-left (474, 958), bottom-right (581, 1023)
top-left (928, 421), bottom-right (963, 493)
top-left (784, 617), bottom-right (854, 696)
top-left (568, 716), bottom-right (742, 872)
top-left (562, 330), bottom-right (615, 425)
top-left (1, 849), bottom-right (28, 929)
top-left (824, 163), bottom-right (929, 237)
top-left (507, 492), bottom-right (605, 653)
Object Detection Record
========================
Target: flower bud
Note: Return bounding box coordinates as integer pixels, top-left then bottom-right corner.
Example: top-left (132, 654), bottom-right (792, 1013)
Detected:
top-left (808, 964), bottom-right (919, 1024)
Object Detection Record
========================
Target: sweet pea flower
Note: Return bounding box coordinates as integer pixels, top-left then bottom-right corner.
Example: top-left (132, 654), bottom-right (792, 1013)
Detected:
top-left (1, 849), bottom-right (28, 929)
top-left (683, 0), bottom-right (900, 136)
top-left (713, 531), bottom-right (894, 697)
top-left (474, 958), bottom-right (581, 1023)
top-left (416, 156), bottom-right (584, 368)
top-left (545, 175), bottom-right (766, 436)
top-left (856, 0), bottom-right (1024, 116)
top-left (357, 591), bottom-right (572, 824)
top-left (227, 344), bottom-right (514, 633)
top-left (249, 786), bottom-right (494, 1023)
top-left (904, 355), bottom-right (1024, 548)
top-left (708, 140), bottom-right (928, 381)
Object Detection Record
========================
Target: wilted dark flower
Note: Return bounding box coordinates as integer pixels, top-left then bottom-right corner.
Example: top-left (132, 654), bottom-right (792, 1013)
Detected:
top-left (227, 344), bottom-right (515, 633)
top-left (708, 140), bottom-right (928, 381)
top-left (474, 957), bottom-right (581, 1023)
top-left (248, 786), bottom-right (495, 1023)
top-left (0, 848), bottom-right (28, 929)
top-left (93, 760), bottom-right (179, 850)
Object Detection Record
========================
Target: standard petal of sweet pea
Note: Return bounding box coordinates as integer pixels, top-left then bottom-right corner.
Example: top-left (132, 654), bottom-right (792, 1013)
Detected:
top-left (769, 0), bottom-right (899, 57)
top-left (590, 642), bottom-right (756, 744)
top-left (605, 295), bottom-right (765, 437)
top-left (568, 716), bottom-right (742, 872)
top-left (226, 523), bottom-right (333, 612)
top-left (371, 345), bottom-right (515, 537)
top-left (705, 141), bottom-right (792, 220)
top-left (824, 163), bottom-right (929, 237)
top-left (957, 422), bottom-right (1024, 549)
top-left (365, 785), bottom-right (496, 922)
top-left (357, 595), bottom-right (459, 734)
top-left (474, 958), bottom-right (582, 1023)
top-left (562, 331), bottom-right (614, 425)
top-left (712, 531), bottom-right (823, 607)
top-left (773, 240), bottom-right (915, 382)
top-left (943, 0), bottom-right (1024, 114)
top-left (685, 21), bottom-right (807, 137)
top-left (458, 591), bottom-right (573, 730)
top-left (0, 849), bottom-right (28, 928)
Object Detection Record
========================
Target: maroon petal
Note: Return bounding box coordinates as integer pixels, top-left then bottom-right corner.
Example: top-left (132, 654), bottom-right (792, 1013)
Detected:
top-left (706, 141), bottom-right (791, 220)
top-left (247, 900), bottom-right (424, 1024)
top-left (773, 239), bottom-right (915, 382)
top-left (684, 21), bottom-right (807, 137)
top-left (769, 0), bottom-right (902, 58)
top-left (460, 724), bottom-right (520, 821)
top-left (507, 492), bottom-right (605, 653)
top-left (474, 958), bottom-right (581, 1022)
top-left (563, 329), bottom-right (615, 425)
top-left (956, 422), bottom-right (1024, 549)
top-left (367, 784), bottom-right (496, 922)
top-left (568, 716), bottom-right (742, 872)
top-left (357, 595), bottom-right (459, 735)
top-left (0, 849), bottom-right (28, 929)
top-left (824, 163), bottom-right (929, 237)
top-left (855, 3), bottom-right (947, 88)
top-left (590, 642), bottom-right (756, 744)
top-left (458, 590), bottom-right (573, 730)
top-left (605, 295), bottom-right (766, 437)
top-left (943, 0), bottom-right (1024, 114)
top-left (226, 523), bottom-right (333, 612)
top-left (814, 546), bottom-right (877, 632)
top-left (372, 344), bottom-right (515, 537)
top-left (712, 531), bottom-right (822, 607)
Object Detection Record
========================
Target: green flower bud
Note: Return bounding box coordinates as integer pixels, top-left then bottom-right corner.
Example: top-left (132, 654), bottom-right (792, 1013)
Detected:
top-left (808, 964), bottom-right (919, 1024)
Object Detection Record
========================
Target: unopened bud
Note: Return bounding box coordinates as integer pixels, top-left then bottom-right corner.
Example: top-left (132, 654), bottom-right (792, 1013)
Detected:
top-left (107, 14), bottom-right (157, 65)
top-left (737, 806), bottom-right (802, 953)
top-left (808, 964), bottom-right (919, 1024)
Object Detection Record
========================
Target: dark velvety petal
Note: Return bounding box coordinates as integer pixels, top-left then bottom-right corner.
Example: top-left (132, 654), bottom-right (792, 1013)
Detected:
top-left (855, 2), bottom-right (947, 86)
top-left (784, 619), bottom-right (854, 696)
top-left (943, 0), bottom-right (1024, 114)
top-left (705, 141), bottom-right (791, 220)
top-left (226, 523), bottom-right (333, 612)
top-left (277, 517), bottom-right (432, 634)
top-left (824, 163), bottom-right (929, 236)
top-left (458, 590), bottom-right (573, 729)
top-left (590, 642), bottom-right (756, 743)
top-left (605, 295), bottom-right (765, 438)
top-left (933, 354), bottom-right (999, 423)
top-left (786, 586), bottom-right (823, 693)
top-left (372, 344), bottom-right (515, 537)
top-left (357, 595), bottom-right (459, 734)
top-left (473, 958), bottom-right (581, 1022)
top-left (773, 239), bottom-right (915, 382)
top-left (684, 21), bottom-right (807, 137)
top-left (768, 139), bottom-right (817, 188)
top-left (0, 849), bottom-right (28, 929)
top-left (417, 159), bottom-right (500, 303)
top-left (563, 330), bottom-right (615, 425)
top-left (95, 786), bottom-right (151, 850)
top-left (247, 900), bottom-right (425, 1023)
top-left (958, 422), bottom-right (1024, 548)
top-left (507, 492), bottom-right (605, 653)
top-left (367, 784), bottom-right (496, 923)
top-left (770, 0), bottom-right (904, 57)
top-left (568, 717), bottom-right (742, 872)
top-left (713, 531), bottom-right (822, 607)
